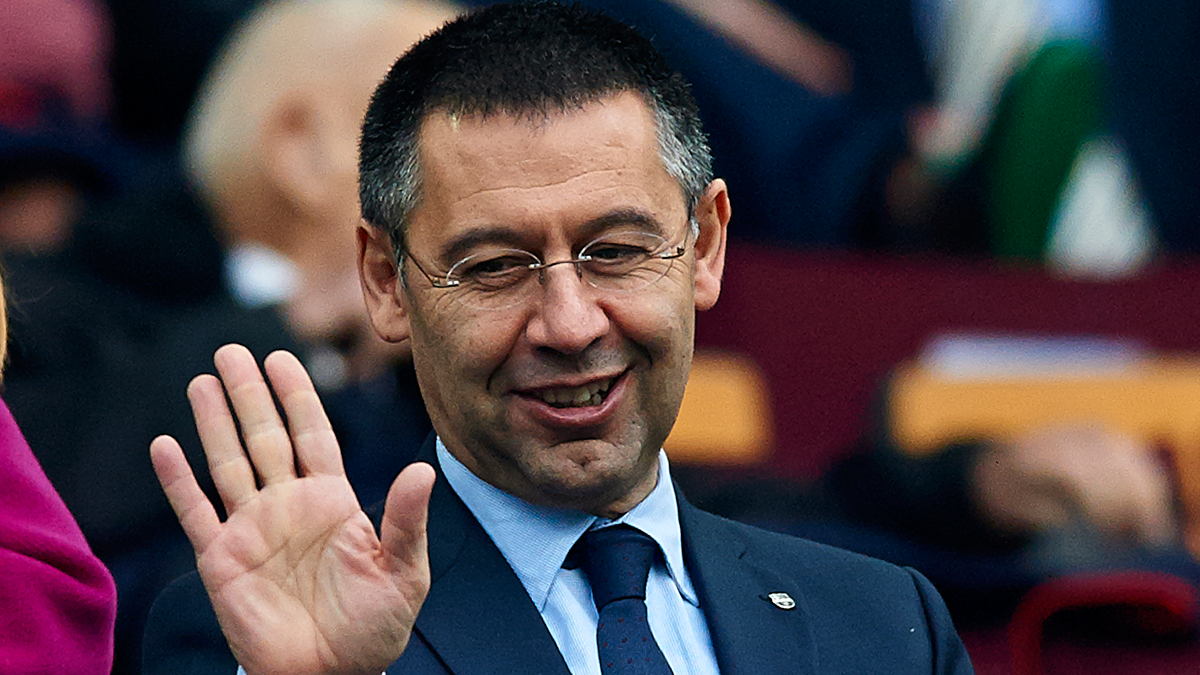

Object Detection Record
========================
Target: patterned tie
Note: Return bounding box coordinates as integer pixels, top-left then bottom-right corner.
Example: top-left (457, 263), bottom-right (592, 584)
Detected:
top-left (572, 525), bottom-right (675, 675)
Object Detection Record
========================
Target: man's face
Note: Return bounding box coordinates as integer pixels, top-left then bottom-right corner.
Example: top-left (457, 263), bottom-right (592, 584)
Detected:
top-left (360, 92), bottom-right (728, 516)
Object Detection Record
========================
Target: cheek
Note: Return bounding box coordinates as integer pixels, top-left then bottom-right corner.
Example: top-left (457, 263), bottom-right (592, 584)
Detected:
top-left (610, 281), bottom-right (695, 355)
top-left (637, 288), bottom-right (696, 381)
top-left (410, 303), bottom-right (525, 387)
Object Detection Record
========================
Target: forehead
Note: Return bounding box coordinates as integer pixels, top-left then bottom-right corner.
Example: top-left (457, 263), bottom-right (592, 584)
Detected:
top-left (406, 92), bottom-right (686, 252)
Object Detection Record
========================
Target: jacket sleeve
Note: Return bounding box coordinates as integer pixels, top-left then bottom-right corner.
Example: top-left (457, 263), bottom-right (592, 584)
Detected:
top-left (906, 567), bottom-right (975, 675)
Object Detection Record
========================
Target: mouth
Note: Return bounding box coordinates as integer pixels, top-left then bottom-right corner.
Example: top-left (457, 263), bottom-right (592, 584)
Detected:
top-left (531, 376), bottom-right (616, 409)
top-left (510, 370), bottom-right (630, 430)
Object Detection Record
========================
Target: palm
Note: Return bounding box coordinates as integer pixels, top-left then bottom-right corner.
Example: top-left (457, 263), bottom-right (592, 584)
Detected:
top-left (151, 346), bottom-right (434, 675)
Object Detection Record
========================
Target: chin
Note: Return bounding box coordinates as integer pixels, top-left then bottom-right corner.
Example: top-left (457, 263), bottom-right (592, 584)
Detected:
top-left (521, 444), bottom-right (657, 513)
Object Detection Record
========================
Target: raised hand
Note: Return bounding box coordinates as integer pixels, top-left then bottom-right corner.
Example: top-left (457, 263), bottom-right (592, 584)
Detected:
top-left (150, 344), bottom-right (435, 675)
top-left (973, 424), bottom-right (1176, 548)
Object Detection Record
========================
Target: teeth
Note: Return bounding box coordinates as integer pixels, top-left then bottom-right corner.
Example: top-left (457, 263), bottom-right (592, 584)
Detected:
top-left (538, 378), bottom-right (614, 408)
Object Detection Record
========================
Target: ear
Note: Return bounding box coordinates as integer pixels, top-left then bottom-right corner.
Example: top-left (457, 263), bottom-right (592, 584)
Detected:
top-left (692, 179), bottom-right (730, 311)
top-left (358, 224), bottom-right (411, 343)
top-left (262, 97), bottom-right (330, 214)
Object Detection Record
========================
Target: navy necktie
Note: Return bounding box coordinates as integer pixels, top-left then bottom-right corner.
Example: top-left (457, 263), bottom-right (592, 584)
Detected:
top-left (573, 525), bottom-right (675, 675)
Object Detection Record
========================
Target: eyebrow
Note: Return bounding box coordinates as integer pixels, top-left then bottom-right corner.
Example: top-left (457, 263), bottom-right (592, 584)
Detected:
top-left (438, 227), bottom-right (528, 267)
top-left (579, 208), bottom-right (668, 239)
top-left (437, 207), bottom-right (670, 264)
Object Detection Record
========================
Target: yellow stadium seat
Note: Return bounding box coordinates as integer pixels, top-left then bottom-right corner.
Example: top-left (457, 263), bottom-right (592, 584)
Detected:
top-left (664, 350), bottom-right (773, 467)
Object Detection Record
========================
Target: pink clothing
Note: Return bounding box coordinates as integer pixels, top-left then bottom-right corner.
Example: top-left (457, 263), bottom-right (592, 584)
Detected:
top-left (0, 397), bottom-right (116, 674)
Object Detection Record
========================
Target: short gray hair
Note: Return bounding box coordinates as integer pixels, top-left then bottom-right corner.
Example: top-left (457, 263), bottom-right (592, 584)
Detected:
top-left (358, 1), bottom-right (713, 256)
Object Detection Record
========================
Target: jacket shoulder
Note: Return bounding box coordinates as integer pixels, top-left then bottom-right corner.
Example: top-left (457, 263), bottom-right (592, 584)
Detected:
top-left (685, 508), bottom-right (973, 673)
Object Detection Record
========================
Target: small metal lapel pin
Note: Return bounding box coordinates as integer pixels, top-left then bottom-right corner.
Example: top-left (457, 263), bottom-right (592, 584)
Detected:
top-left (766, 592), bottom-right (796, 610)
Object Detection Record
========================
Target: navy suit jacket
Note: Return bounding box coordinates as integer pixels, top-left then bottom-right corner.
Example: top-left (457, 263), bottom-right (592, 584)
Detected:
top-left (143, 437), bottom-right (973, 674)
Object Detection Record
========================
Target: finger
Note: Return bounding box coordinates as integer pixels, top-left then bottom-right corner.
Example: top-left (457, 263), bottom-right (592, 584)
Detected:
top-left (1010, 460), bottom-right (1080, 530)
top-left (262, 350), bottom-right (345, 477)
top-left (1119, 454), bottom-right (1177, 548)
top-left (150, 434), bottom-right (222, 555)
top-left (214, 343), bottom-right (298, 486)
top-left (188, 373), bottom-right (258, 510)
top-left (1018, 484), bottom-right (1077, 530)
top-left (1131, 493), bottom-right (1177, 548)
top-left (1060, 433), bottom-right (1175, 546)
top-left (974, 443), bottom-right (1075, 532)
top-left (380, 462), bottom-right (436, 582)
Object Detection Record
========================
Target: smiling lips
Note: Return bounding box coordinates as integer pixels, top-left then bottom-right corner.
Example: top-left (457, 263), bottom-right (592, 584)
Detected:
top-left (535, 377), bottom-right (615, 408)
top-left (512, 371), bottom-right (628, 430)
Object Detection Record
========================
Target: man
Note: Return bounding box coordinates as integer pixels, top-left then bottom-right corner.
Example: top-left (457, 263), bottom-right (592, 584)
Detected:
top-left (143, 3), bottom-right (973, 674)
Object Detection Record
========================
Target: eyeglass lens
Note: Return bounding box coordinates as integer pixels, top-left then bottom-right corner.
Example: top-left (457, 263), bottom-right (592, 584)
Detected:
top-left (445, 231), bottom-right (682, 310)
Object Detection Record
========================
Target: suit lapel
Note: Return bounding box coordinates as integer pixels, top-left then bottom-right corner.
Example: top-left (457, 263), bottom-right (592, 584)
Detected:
top-left (399, 436), bottom-right (572, 675)
top-left (678, 491), bottom-right (818, 675)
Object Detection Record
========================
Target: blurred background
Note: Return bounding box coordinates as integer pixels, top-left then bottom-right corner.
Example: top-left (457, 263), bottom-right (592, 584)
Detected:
top-left (2, 0), bottom-right (1197, 673)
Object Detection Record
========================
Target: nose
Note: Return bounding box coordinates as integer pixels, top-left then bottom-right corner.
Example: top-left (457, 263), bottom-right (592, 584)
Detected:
top-left (524, 262), bottom-right (609, 354)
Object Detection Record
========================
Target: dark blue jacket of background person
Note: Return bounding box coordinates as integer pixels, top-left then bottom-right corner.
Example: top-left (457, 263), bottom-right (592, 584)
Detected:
top-left (1106, 0), bottom-right (1200, 255)
top-left (464, 0), bottom-right (931, 249)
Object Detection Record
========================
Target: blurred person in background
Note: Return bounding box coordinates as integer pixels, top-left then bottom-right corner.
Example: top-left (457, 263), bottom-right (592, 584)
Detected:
top-left (0, 271), bottom-right (119, 673)
top-left (178, 0), bottom-right (458, 508)
top-left (565, 0), bottom-right (939, 251)
top-left (0, 2), bottom-right (245, 672)
top-left (2, 0), bottom-right (454, 672)
top-left (1105, 0), bottom-right (1200, 258)
top-left (0, 0), bottom-right (126, 254)
top-left (702, 409), bottom-right (1183, 626)
top-left (563, 0), bottom-right (1193, 271)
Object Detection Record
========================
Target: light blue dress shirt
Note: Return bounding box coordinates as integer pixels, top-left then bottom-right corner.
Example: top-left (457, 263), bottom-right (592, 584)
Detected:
top-left (437, 440), bottom-right (720, 675)
top-left (237, 442), bottom-right (720, 675)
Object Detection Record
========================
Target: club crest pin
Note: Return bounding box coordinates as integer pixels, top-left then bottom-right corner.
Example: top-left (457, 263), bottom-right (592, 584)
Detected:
top-left (766, 592), bottom-right (796, 610)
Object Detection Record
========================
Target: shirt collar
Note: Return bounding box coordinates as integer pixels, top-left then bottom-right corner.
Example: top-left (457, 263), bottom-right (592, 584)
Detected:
top-left (436, 439), bottom-right (699, 611)
top-left (224, 243), bottom-right (299, 309)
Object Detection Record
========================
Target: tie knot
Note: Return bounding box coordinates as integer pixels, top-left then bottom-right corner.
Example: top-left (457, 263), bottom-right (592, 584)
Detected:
top-left (573, 525), bottom-right (659, 609)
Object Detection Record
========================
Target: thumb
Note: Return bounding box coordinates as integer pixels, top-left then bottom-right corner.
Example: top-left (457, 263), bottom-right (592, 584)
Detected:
top-left (380, 462), bottom-right (436, 580)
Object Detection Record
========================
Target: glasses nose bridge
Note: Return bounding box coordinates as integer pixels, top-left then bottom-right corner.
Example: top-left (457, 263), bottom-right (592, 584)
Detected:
top-left (532, 256), bottom-right (588, 287)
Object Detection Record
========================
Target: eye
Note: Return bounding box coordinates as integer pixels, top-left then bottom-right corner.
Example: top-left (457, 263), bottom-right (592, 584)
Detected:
top-left (450, 250), bottom-right (538, 289)
top-left (465, 255), bottom-right (528, 276)
top-left (586, 243), bottom-right (650, 262)
top-left (581, 233), bottom-right (664, 273)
